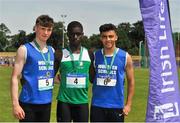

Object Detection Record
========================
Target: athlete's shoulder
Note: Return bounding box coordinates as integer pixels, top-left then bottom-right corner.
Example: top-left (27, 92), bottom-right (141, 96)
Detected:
top-left (55, 49), bottom-right (63, 61)
top-left (117, 48), bottom-right (126, 54)
top-left (94, 48), bottom-right (102, 55)
top-left (17, 45), bottom-right (26, 54)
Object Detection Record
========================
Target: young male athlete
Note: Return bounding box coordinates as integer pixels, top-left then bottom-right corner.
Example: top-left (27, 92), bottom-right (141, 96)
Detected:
top-left (90, 23), bottom-right (135, 122)
top-left (11, 15), bottom-right (55, 122)
top-left (54, 21), bottom-right (92, 122)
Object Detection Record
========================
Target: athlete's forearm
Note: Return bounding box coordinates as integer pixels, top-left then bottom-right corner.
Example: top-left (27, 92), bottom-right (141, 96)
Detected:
top-left (11, 76), bottom-right (20, 107)
top-left (126, 81), bottom-right (134, 107)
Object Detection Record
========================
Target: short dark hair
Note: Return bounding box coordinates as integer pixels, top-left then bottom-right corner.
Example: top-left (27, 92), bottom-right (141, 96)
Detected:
top-left (99, 23), bottom-right (117, 34)
top-left (67, 21), bottom-right (83, 32)
top-left (36, 15), bottom-right (54, 27)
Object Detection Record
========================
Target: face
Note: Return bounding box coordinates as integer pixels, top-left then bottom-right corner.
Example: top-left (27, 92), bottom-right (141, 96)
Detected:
top-left (100, 30), bottom-right (118, 49)
top-left (35, 24), bottom-right (53, 42)
top-left (68, 26), bottom-right (83, 47)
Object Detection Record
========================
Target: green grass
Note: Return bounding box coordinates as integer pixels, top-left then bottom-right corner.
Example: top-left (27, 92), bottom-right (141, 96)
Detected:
top-left (124, 68), bottom-right (149, 122)
top-left (0, 66), bottom-right (60, 122)
top-left (0, 66), bottom-right (179, 122)
top-left (0, 67), bottom-right (16, 122)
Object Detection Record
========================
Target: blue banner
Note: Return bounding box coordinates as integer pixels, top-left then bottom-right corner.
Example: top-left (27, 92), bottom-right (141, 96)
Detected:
top-left (139, 0), bottom-right (180, 122)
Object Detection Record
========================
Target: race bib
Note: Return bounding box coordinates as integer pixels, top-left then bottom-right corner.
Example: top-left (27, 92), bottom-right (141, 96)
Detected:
top-left (66, 73), bottom-right (86, 88)
top-left (97, 75), bottom-right (116, 86)
top-left (38, 78), bottom-right (53, 91)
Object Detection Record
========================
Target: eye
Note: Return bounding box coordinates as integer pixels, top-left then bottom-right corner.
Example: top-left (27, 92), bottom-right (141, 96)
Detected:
top-left (41, 27), bottom-right (46, 30)
top-left (70, 32), bottom-right (82, 37)
top-left (109, 35), bottom-right (114, 38)
top-left (101, 35), bottom-right (107, 39)
top-left (76, 33), bottom-right (82, 36)
top-left (47, 28), bottom-right (53, 32)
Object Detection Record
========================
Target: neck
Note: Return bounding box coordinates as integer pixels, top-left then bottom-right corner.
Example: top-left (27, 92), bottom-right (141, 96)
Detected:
top-left (103, 46), bottom-right (116, 55)
top-left (69, 44), bottom-right (81, 53)
top-left (35, 38), bottom-right (47, 50)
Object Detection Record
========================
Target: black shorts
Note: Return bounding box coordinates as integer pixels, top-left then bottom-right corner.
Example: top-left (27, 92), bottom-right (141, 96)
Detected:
top-left (56, 101), bottom-right (89, 122)
top-left (19, 101), bottom-right (51, 122)
top-left (90, 105), bottom-right (124, 122)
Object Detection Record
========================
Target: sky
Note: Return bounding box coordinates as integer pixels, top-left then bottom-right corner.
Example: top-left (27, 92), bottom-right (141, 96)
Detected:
top-left (0, 0), bottom-right (179, 37)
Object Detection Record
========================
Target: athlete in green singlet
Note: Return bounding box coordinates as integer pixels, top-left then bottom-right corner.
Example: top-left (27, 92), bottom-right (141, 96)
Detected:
top-left (54, 21), bottom-right (93, 122)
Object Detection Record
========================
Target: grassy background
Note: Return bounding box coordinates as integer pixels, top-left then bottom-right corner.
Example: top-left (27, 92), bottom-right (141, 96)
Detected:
top-left (0, 66), bottom-right (179, 122)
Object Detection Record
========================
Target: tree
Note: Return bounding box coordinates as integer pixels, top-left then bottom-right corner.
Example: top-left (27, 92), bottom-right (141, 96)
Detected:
top-left (116, 21), bottom-right (145, 55)
top-left (116, 22), bottom-right (132, 52)
top-left (129, 21), bottom-right (145, 55)
top-left (130, 21), bottom-right (145, 44)
top-left (0, 23), bottom-right (11, 51)
top-left (47, 21), bottom-right (63, 50)
top-left (81, 35), bottom-right (90, 49)
top-left (0, 23), bottom-right (11, 34)
top-left (0, 20), bottom-right (151, 54)
top-left (11, 21), bottom-right (64, 51)
top-left (15, 30), bottom-right (28, 48)
top-left (88, 34), bottom-right (102, 50)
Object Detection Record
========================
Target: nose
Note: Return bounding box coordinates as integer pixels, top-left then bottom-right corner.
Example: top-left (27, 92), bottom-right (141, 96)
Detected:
top-left (74, 34), bottom-right (78, 38)
top-left (106, 36), bottom-right (111, 41)
top-left (73, 34), bottom-right (79, 40)
top-left (44, 30), bottom-right (49, 35)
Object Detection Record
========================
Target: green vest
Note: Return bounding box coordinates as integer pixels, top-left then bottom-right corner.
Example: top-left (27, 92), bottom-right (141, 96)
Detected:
top-left (57, 47), bottom-right (91, 104)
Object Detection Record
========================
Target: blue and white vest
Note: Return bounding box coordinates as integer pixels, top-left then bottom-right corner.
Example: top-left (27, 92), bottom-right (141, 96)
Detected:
top-left (19, 42), bottom-right (54, 104)
top-left (92, 48), bottom-right (127, 108)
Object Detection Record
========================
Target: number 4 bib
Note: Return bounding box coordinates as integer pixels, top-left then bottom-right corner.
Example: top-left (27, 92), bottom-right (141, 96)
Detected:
top-left (66, 73), bottom-right (86, 88)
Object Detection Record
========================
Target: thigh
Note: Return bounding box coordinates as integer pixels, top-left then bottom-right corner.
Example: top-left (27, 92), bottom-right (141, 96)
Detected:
top-left (90, 105), bottom-right (106, 122)
top-left (19, 102), bottom-right (35, 122)
top-left (56, 101), bottom-right (71, 122)
top-left (72, 103), bottom-right (89, 122)
top-left (107, 108), bottom-right (124, 122)
top-left (36, 103), bottom-right (51, 122)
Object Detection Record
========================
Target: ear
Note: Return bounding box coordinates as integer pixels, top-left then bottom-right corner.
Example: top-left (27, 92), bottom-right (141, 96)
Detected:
top-left (34, 25), bottom-right (37, 32)
top-left (99, 35), bottom-right (102, 40)
top-left (100, 36), bottom-right (103, 43)
top-left (67, 32), bottom-right (70, 37)
top-left (115, 35), bottom-right (118, 41)
top-left (81, 32), bottom-right (84, 36)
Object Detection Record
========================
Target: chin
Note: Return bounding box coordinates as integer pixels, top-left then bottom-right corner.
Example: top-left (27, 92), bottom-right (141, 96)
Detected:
top-left (105, 45), bottom-right (113, 49)
top-left (71, 42), bottom-right (80, 47)
top-left (42, 38), bottom-right (49, 42)
top-left (41, 40), bottom-right (47, 42)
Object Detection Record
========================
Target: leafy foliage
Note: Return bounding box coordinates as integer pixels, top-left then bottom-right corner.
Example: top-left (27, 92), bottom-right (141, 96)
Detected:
top-left (0, 21), bottom-right (179, 55)
top-left (0, 23), bottom-right (11, 51)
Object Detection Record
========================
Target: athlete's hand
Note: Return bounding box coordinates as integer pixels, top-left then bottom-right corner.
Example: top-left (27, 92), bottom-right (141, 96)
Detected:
top-left (123, 104), bottom-right (131, 116)
top-left (13, 105), bottom-right (25, 120)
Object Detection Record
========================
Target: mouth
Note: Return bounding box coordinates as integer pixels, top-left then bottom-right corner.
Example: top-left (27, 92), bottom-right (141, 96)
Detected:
top-left (105, 42), bottom-right (112, 45)
top-left (42, 36), bottom-right (49, 39)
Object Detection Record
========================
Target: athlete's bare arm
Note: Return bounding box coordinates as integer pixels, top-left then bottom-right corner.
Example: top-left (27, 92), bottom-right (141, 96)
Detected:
top-left (123, 53), bottom-right (135, 116)
top-left (10, 45), bottom-right (26, 120)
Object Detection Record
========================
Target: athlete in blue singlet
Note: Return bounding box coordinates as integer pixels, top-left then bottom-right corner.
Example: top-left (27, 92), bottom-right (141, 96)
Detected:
top-left (10, 15), bottom-right (54, 122)
top-left (90, 23), bottom-right (135, 122)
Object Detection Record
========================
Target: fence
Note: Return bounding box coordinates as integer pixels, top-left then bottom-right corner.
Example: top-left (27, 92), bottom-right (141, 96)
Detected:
top-left (0, 52), bottom-right (179, 68)
top-left (0, 52), bottom-right (16, 66)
